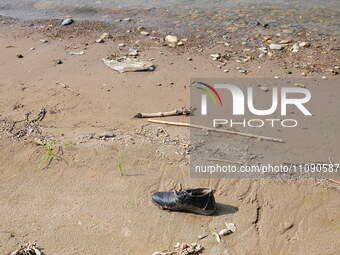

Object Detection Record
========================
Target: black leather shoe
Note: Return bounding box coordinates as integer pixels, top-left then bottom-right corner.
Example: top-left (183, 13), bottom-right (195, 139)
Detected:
top-left (151, 187), bottom-right (216, 215)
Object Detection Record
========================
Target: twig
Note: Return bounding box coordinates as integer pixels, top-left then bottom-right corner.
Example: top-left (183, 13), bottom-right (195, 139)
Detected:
top-left (208, 158), bottom-right (244, 165)
top-left (147, 119), bottom-right (284, 143)
top-left (134, 108), bottom-right (191, 118)
top-left (56, 82), bottom-right (79, 95)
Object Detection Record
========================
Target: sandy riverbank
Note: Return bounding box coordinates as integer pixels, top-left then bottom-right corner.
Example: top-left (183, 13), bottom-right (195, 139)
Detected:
top-left (0, 17), bottom-right (339, 255)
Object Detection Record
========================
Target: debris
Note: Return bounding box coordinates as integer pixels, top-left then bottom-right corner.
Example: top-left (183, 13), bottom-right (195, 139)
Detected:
top-left (294, 83), bottom-right (305, 88)
top-left (165, 35), bottom-right (178, 44)
top-left (9, 242), bottom-right (42, 255)
top-left (134, 108), bottom-right (191, 118)
top-left (197, 234), bottom-right (208, 240)
top-left (213, 233), bottom-right (221, 242)
top-left (147, 119), bottom-right (284, 143)
top-left (219, 223), bottom-right (237, 236)
top-left (292, 44), bottom-right (299, 52)
top-left (90, 133), bottom-right (116, 139)
top-left (269, 43), bottom-right (283, 50)
top-left (56, 82), bottom-right (79, 95)
top-left (128, 48), bottom-right (139, 56)
top-left (103, 57), bottom-right (155, 73)
top-left (61, 18), bottom-right (74, 26)
top-left (67, 50), bottom-right (85, 55)
top-left (299, 41), bottom-right (311, 47)
top-left (209, 158), bottom-right (244, 165)
top-left (175, 242), bottom-right (204, 254)
top-left (260, 86), bottom-right (269, 92)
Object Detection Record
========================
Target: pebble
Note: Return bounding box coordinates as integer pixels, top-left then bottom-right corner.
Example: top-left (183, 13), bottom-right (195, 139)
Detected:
top-left (177, 41), bottom-right (184, 46)
top-left (56, 60), bottom-right (63, 64)
top-left (16, 54), bottom-right (23, 58)
top-left (187, 57), bottom-right (193, 61)
top-left (165, 35), bottom-right (178, 44)
top-left (124, 18), bottom-right (132, 21)
top-left (260, 86), bottom-right (269, 92)
top-left (299, 42), bottom-right (311, 47)
top-left (118, 43), bottom-right (125, 47)
top-left (210, 53), bottom-right (221, 60)
top-left (61, 18), bottom-right (74, 26)
top-left (269, 43), bottom-right (283, 50)
top-left (141, 31), bottom-right (150, 36)
top-left (100, 33), bottom-right (113, 39)
top-left (40, 39), bottom-right (48, 43)
top-left (137, 26), bottom-right (145, 31)
top-left (279, 39), bottom-right (292, 44)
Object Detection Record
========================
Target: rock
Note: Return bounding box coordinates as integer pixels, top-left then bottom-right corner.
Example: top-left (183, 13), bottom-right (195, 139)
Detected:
top-left (137, 26), bottom-right (145, 31)
top-left (260, 86), bottom-right (269, 92)
top-left (56, 60), bottom-right (63, 64)
top-left (177, 41), bottom-right (184, 46)
top-left (141, 31), bottom-right (150, 36)
top-left (165, 35), bottom-right (178, 44)
top-left (299, 41), bottom-right (311, 47)
top-left (118, 43), bottom-right (125, 47)
top-left (95, 38), bottom-right (104, 43)
top-left (210, 53), bottom-right (221, 60)
top-left (124, 18), bottom-right (132, 21)
top-left (102, 57), bottom-right (155, 73)
top-left (61, 18), bottom-right (74, 26)
top-left (39, 39), bottom-right (48, 43)
top-left (279, 39), bottom-right (292, 44)
top-left (269, 43), bottom-right (283, 50)
top-left (100, 33), bottom-right (113, 39)
top-left (187, 57), bottom-right (193, 61)
top-left (16, 54), bottom-right (23, 58)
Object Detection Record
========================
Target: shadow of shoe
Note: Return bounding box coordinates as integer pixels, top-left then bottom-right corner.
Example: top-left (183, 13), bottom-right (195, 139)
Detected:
top-left (213, 203), bottom-right (238, 216)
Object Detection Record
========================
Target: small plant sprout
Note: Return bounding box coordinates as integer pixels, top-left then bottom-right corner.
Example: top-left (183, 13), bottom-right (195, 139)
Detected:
top-left (35, 139), bottom-right (63, 170)
top-left (117, 156), bottom-right (123, 176)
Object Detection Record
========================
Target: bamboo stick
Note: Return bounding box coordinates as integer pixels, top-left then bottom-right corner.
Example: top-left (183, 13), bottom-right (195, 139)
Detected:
top-left (147, 119), bottom-right (284, 143)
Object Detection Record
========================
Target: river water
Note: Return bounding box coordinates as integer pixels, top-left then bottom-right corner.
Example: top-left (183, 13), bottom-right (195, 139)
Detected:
top-left (0, 0), bottom-right (339, 35)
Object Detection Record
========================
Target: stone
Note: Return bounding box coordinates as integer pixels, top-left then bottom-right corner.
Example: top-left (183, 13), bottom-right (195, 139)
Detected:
top-left (141, 31), bottom-right (150, 36)
top-left (269, 43), bottom-right (283, 50)
top-left (61, 18), bottom-right (74, 26)
top-left (100, 33), bottom-right (113, 39)
top-left (165, 35), bottom-right (178, 44)
top-left (299, 41), bottom-right (311, 47)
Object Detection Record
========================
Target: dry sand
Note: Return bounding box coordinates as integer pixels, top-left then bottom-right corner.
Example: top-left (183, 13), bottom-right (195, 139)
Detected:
top-left (0, 19), bottom-right (339, 255)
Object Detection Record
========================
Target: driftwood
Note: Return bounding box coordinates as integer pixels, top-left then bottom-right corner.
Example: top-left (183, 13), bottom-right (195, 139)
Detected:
top-left (208, 158), bottom-right (244, 165)
top-left (134, 108), bottom-right (191, 118)
top-left (147, 119), bottom-right (284, 143)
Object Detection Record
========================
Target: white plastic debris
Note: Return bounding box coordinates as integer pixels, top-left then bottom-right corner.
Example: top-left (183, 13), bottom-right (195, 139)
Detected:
top-left (102, 57), bottom-right (155, 73)
top-left (67, 51), bottom-right (85, 55)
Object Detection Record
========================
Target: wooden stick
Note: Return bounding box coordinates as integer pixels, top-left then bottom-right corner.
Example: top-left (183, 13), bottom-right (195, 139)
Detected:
top-left (208, 158), bottom-right (244, 165)
top-left (147, 119), bottom-right (284, 143)
top-left (134, 108), bottom-right (190, 118)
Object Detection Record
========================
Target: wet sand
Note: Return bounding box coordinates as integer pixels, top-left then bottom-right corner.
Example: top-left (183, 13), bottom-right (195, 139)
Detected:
top-left (0, 17), bottom-right (339, 255)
